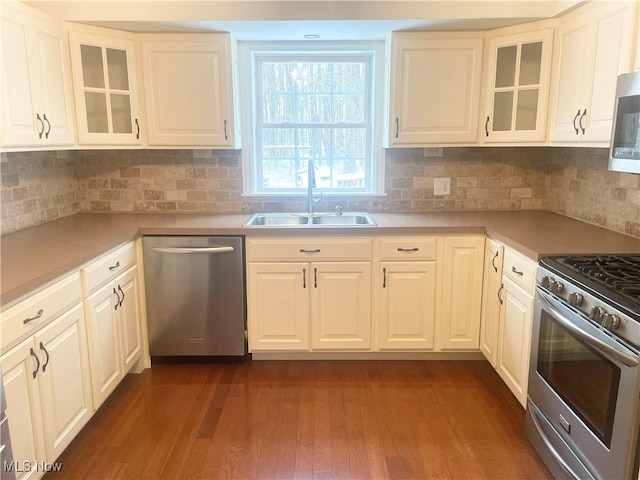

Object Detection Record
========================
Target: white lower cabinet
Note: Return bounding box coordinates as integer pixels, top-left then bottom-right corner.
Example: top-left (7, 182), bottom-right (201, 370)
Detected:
top-left (247, 237), bottom-right (373, 352)
top-left (496, 276), bottom-right (534, 407)
top-left (439, 236), bottom-right (485, 350)
top-left (481, 243), bottom-right (537, 407)
top-left (247, 262), bottom-right (310, 351)
top-left (1, 303), bottom-right (93, 479)
top-left (480, 239), bottom-right (504, 366)
top-left (84, 265), bottom-right (142, 408)
top-left (310, 262), bottom-right (372, 350)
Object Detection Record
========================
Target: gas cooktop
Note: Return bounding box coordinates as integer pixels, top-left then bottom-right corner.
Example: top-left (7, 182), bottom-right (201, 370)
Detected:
top-left (540, 255), bottom-right (640, 319)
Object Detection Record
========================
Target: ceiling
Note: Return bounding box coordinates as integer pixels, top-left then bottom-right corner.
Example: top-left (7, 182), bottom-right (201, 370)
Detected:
top-left (21, 0), bottom-right (587, 40)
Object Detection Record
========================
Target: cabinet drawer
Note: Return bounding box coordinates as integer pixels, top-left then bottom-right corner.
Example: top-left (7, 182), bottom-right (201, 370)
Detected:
top-left (378, 237), bottom-right (437, 261)
top-left (1, 272), bottom-right (82, 351)
top-left (503, 248), bottom-right (537, 293)
top-left (247, 238), bottom-right (372, 262)
top-left (82, 242), bottom-right (136, 295)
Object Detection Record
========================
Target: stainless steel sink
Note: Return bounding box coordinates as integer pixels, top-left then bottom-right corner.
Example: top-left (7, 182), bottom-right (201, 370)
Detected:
top-left (243, 212), bottom-right (376, 227)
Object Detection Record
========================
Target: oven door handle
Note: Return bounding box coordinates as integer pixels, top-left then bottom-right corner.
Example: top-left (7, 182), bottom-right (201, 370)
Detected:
top-left (537, 291), bottom-right (639, 367)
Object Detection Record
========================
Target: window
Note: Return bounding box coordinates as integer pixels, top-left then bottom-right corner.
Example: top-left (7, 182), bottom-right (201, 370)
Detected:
top-left (240, 42), bottom-right (385, 195)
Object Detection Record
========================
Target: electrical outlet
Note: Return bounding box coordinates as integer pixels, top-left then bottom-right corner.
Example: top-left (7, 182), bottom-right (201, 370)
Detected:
top-left (423, 147), bottom-right (443, 157)
top-left (193, 149), bottom-right (212, 159)
top-left (434, 177), bottom-right (451, 196)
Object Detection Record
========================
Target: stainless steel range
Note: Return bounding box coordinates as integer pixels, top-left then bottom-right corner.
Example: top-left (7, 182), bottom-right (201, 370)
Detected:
top-left (526, 255), bottom-right (640, 480)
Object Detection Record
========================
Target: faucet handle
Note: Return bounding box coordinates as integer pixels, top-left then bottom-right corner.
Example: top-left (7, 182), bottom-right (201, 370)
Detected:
top-left (335, 205), bottom-right (343, 216)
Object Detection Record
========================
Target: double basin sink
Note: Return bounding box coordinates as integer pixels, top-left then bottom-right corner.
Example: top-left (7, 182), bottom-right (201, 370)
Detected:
top-left (244, 212), bottom-right (376, 227)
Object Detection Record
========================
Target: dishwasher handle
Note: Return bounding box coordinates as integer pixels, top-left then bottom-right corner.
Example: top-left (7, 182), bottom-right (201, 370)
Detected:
top-left (151, 246), bottom-right (235, 254)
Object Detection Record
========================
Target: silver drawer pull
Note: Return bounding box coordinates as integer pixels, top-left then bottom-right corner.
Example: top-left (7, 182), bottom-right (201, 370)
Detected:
top-left (511, 266), bottom-right (524, 276)
top-left (300, 249), bottom-right (321, 253)
top-left (151, 246), bottom-right (234, 254)
top-left (397, 247), bottom-right (419, 252)
top-left (23, 309), bottom-right (44, 324)
top-left (108, 261), bottom-right (121, 271)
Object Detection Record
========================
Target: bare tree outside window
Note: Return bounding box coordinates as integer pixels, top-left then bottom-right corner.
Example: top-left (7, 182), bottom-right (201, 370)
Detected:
top-left (253, 53), bottom-right (374, 193)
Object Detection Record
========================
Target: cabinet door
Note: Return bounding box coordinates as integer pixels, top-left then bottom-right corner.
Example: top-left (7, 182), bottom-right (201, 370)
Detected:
top-left (311, 262), bottom-right (371, 350)
top-left (484, 28), bottom-right (553, 143)
top-left (34, 303), bottom-right (93, 462)
top-left (1, 339), bottom-right (46, 480)
top-left (31, 14), bottom-right (75, 146)
top-left (141, 35), bottom-right (237, 146)
top-left (378, 262), bottom-right (436, 350)
top-left (496, 277), bottom-right (534, 407)
top-left (84, 282), bottom-right (123, 408)
top-left (247, 263), bottom-right (309, 351)
top-left (1, 4), bottom-right (40, 146)
top-left (582, 2), bottom-right (635, 142)
top-left (548, 17), bottom-right (589, 143)
top-left (439, 236), bottom-right (485, 350)
top-left (480, 240), bottom-right (504, 367)
top-left (389, 35), bottom-right (483, 145)
top-left (115, 266), bottom-right (142, 373)
top-left (69, 31), bottom-right (141, 145)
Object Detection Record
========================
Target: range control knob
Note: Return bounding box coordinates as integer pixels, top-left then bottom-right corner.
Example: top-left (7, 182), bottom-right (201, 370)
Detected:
top-left (540, 276), bottom-right (553, 289)
top-left (589, 306), bottom-right (605, 323)
top-left (567, 292), bottom-right (584, 306)
top-left (603, 314), bottom-right (621, 330)
top-left (552, 282), bottom-right (565, 294)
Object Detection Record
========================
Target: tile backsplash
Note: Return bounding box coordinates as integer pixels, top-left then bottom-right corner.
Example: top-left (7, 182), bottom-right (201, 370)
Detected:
top-left (1, 146), bottom-right (639, 239)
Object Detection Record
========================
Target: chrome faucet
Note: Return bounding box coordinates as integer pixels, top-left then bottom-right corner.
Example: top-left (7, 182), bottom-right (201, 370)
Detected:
top-left (306, 159), bottom-right (321, 215)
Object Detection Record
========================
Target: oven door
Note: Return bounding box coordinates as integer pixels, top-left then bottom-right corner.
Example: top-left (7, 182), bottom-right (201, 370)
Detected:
top-left (526, 287), bottom-right (640, 480)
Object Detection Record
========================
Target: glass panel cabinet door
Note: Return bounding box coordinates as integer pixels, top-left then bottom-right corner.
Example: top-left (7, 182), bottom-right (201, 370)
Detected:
top-left (484, 28), bottom-right (553, 143)
top-left (69, 31), bottom-right (140, 145)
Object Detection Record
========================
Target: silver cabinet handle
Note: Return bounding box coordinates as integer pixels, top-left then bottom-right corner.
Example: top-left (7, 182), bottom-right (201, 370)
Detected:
top-left (135, 118), bottom-right (140, 139)
top-left (572, 109), bottom-right (580, 135)
top-left (491, 251), bottom-right (499, 273)
top-left (314, 268), bottom-right (318, 288)
top-left (579, 109), bottom-right (587, 134)
top-left (43, 114), bottom-right (51, 139)
top-left (511, 266), bottom-right (524, 276)
top-left (299, 249), bottom-right (321, 254)
top-left (536, 290), bottom-right (638, 367)
top-left (224, 119), bottom-right (228, 140)
top-left (383, 267), bottom-right (387, 288)
top-left (24, 308), bottom-right (44, 324)
top-left (397, 247), bottom-right (419, 252)
top-left (485, 116), bottom-right (490, 137)
top-left (114, 287), bottom-right (121, 311)
top-left (303, 268), bottom-right (306, 289)
top-left (36, 113), bottom-right (45, 139)
top-left (108, 261), bottom-right (120, 271)
top-left (151, 246), bottom-right (234, 254)
top-left (117, 285), bottom-right (125, 308)
top-left (39, 342), bottom-right (50, 373)
top-left (395, 117), bottom-right (399, 138)
top-left (30, 347), bottom-right (40, 378)
top-left (497, 284), bottom-right (504, 305)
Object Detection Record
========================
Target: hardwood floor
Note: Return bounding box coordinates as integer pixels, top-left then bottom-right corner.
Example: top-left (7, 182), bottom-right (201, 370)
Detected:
top-left (47, 360), bottom-right (551, 479)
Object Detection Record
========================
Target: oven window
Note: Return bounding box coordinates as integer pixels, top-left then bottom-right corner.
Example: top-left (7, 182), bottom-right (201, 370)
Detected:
top-left (537, 311), bottom-right (621, 447)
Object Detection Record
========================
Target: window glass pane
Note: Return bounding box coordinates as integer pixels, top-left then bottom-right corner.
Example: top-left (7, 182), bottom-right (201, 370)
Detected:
top-left (333, 94), bottom-right (365, 122)
top-left (111, 93), bottom-right (132, 133)
top-left (80, 45), bottom-right (105, 89)
top-left (259, 126), bottom-right (366, 189)
top-left (515, 89), bottom-right (539, 130)
top-left (85, 92), bottom-right (108, 133)
top-left (519, 42), bottom-right (542, 86)
top-left (106, 48), bottom-right (129, 90)
top-left (495, 45), bottom-right (517, 88)
top-left (493, 91), bottom-right (514, 131)
top-left (262, 94), bottom-right (294, 123)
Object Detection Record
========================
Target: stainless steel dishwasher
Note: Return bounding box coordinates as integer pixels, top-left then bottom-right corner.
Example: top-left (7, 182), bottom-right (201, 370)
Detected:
top-left (142, 236), bottom-right (246, 357)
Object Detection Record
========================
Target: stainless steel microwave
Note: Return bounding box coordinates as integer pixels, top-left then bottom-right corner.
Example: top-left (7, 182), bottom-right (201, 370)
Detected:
top-left (609, 71), bottom-right (640, 174)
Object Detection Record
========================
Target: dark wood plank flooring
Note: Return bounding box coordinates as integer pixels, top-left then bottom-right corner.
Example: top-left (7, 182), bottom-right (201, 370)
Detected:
top-left (46, 360), bottom-right (552, 479)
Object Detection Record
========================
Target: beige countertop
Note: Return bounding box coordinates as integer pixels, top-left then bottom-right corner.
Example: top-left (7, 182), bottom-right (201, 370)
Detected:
top-left (2, 210), bottom-right (639, 308)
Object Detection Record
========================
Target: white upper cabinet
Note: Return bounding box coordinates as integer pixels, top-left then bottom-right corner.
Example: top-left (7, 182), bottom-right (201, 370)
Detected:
top-left (549, 1), bottom-right (636, 144)
top-left (68, 29), bottom-right (142, 145)
top-left (387, 33), bottom-right (483, 146)
top-left (481, 27), bottom-right (554, 143)
top-left (1, 2), bottom-right (75, 148)
top-left (140, 34), bottom-right (240, 147)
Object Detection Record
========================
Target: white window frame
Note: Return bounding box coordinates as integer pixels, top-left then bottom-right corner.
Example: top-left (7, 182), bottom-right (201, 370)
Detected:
top-left (239, 41), bottom-right (386, 196)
